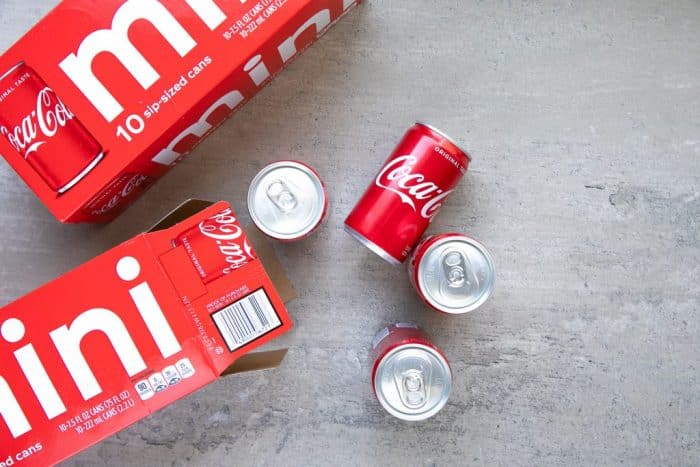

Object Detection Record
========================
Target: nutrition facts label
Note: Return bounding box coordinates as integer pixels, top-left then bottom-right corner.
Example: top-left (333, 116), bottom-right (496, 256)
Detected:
top-left (134, 359), bottom-right (196, 401)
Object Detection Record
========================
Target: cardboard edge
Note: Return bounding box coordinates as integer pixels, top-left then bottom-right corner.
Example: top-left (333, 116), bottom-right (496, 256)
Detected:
top-left (148, 199), bottom-right (215, 232)
top-left (220, 349), bottom-right (289, 376)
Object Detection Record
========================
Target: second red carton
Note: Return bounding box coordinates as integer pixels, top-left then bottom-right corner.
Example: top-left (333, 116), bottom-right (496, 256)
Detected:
top-left (0, 200), bottom-right (293, 466)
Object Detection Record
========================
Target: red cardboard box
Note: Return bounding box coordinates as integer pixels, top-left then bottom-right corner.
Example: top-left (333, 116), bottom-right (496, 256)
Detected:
top-left (0, 0), bottom-right (360, 223)
top-left (0, 200), bottom-right (294, 466)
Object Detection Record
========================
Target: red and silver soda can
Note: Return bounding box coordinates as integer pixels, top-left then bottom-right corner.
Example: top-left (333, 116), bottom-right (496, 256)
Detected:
top-left (173, 207), bottom-right (256, 284)
top-left (371, 323), bottom-right (452, 421)
top-left (248, 161), bottom-right (328, 241)
top-left (0, 62), bottom-right (103, 193)
top-left (409, 233), bottom-right (495, 314)
top-left (345, 122), bottom-right (471, 265)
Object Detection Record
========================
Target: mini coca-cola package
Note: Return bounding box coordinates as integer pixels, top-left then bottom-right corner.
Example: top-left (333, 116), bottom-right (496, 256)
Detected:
top-left (0, 0), bottom-right (360, 223)
top-left (0, 200), bottom-right (294, 466)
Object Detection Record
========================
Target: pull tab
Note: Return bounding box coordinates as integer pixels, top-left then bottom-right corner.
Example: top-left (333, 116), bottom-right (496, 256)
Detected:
top-left (392, 356), bottom-right (432, 410)
top-left (266, 179), bottom-right (297, 213)
top-left (441, 249), bottom-right (478, 290)
top-left (401, 370), bottom-right (427, 408)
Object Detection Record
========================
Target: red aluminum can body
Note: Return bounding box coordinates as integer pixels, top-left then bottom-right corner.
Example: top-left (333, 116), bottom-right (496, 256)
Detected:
top-left (345, 123), bottom-right (470, 265)
top-left (371, 323), bottom-right (438, 365)
top-left (173, 207), bottom-right (257, 284)
top-left (0, 62), bottom-right (103, 193)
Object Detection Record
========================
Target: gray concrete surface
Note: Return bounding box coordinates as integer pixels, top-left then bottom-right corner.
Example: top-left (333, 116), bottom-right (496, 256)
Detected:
top-left (1, 1), bottom-right (699, 466)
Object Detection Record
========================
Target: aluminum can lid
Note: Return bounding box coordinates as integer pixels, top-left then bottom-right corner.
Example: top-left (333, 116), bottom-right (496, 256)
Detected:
top-left (374, 343), bottom-right (452, 421)
top-left (248, 161), bottom-right (326, 240)
top-left (418, 235), bottom-right (495, 313)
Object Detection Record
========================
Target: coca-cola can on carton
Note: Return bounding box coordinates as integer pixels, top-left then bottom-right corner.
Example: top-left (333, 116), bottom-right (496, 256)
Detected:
top-left (345, 123), bottom-right (471, 265)
top-left (408, 233), bottom-right (495, 314)
top-left (0, 62), bottom-right (103, 193)
top-left (173, 207), bottom-right (257, 283)
top-left (248, 161), bottom-right (328, 241)
top-left (371, 323), bottom-right (452, 421)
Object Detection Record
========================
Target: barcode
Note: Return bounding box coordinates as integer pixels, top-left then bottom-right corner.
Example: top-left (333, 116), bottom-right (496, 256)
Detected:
top-left (212, 289), bottom-right (282, 351)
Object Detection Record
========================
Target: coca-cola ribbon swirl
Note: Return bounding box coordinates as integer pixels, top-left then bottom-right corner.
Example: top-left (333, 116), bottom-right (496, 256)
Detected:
top-left (198, 208), bottom-right (257, 274)
top-left (0, 86), bottom-right (75, 158)
top-left (375, 155), bottom-right (453, 222)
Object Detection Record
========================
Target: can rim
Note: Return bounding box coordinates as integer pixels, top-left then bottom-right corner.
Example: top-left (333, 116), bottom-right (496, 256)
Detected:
top-left (0, 61), bottom-right (26, 83)
top-left (373, 343), bottom-right (452, 421)
top-left (344, 224), bottom-right (401, 265)
top-left (415, 121), bottom-right (472, 162)
top-left (417, 234), bottom-right (495, 314)
top-left (247, 160), bottom-right (326, 240)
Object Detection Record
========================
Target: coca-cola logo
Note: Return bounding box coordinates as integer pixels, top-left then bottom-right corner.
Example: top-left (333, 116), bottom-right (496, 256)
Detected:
top-left (0, 87), bottom-right (74, 158)
top-left (375, 155), bottom-right (453, 221)
top-left (199, 209), bottom-right (256, 274)
top-left (89, 174), bottom-right (150, 216)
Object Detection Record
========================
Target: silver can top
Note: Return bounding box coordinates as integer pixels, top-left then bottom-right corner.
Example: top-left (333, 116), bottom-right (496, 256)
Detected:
top-left (248, 161), bottom-right (327, 240)
top-left (374, 343), bottom-right (452, 421)
top-left (417, 235), bottom-right (495, 314)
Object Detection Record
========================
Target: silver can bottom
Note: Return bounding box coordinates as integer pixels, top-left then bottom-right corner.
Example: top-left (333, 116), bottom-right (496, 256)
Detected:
top-left (344, 224), bottom-right (401, 266)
